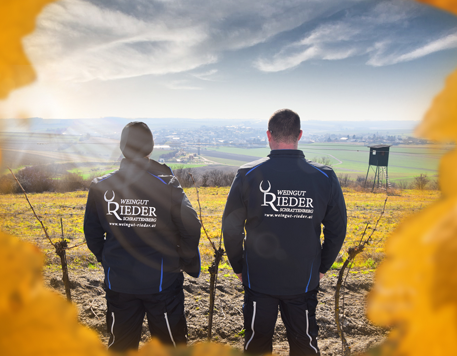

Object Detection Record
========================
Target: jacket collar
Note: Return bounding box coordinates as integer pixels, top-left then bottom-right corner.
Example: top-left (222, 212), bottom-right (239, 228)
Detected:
top-left (120, 157), bottom-right (150, 171)
top-left (268, 149), bottom-right (305, 158)
top-left (120, 157), bottom-right (172, 175)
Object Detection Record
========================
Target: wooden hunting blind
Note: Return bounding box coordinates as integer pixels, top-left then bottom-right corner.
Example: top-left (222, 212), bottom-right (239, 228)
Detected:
top-left (365, 145), bottom-right (391, 191)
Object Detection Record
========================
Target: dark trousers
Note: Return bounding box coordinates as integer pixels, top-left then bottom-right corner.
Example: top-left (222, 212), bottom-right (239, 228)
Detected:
top-left (105, 275), bottom-right (187, 352)
top-left (243, 287), bottom-right (320, 356)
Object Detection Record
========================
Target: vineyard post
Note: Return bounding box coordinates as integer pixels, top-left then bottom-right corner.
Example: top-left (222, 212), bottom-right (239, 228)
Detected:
top-left (207, 244), bottom-right (224, 340)
top-left (334, 197), bottom-right (388, 355)
top-left (56, 218), bottom-right (71, 301)
top-left (189, 173), bottom-right (225, 341)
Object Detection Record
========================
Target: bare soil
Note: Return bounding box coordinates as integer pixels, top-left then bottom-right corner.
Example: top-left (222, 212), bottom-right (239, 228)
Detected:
top-left (44, 266), bottom-right (386, 356)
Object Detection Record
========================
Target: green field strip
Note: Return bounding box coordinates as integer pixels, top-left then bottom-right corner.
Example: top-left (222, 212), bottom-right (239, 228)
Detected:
top-left (206, 144), bottom-right (441, 175)
top-left (200, 155), bottom-right (245, 167)
top-left (209, 147), bottom-right (270, 157)
top-left (149, 150), bottom-right (174, 160)
top-left (167, 164), bottom-right (206, 169)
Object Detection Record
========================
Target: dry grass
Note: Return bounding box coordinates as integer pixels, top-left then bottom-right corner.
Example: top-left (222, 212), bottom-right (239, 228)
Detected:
top-left (0, 187), bottom-right (440, 270)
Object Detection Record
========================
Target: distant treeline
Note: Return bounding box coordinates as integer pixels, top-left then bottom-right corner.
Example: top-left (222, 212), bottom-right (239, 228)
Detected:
top-left (337, 173), bottom-right (439, 191)
top-left (0, 164), bottom-right (236, 194)
top-left (0, 163), bottom-right (437, 194)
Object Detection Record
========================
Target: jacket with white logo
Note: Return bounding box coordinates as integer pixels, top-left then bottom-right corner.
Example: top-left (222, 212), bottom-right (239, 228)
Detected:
top-left (84, 158), bottom-right (201, 294)
top-left (222, 150), bottom-right (346, 295)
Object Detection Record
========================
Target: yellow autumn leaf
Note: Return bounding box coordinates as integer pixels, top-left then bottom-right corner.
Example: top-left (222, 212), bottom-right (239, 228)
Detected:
top-left (0, 0), bottom-right (56, 99)
top-left (0, 2), bottom-right (240, 355)
top-left (2, 0), bottom-right (457, 355)
top-left (0, 231), bottom-right (109, 356)
top-left (415, 69), bottom-right (457, 143)
top-left (417, 0), bottom-right (457, 16)
top-left (366, 0), bottom-right (457, 355)
top-left (0, 1), bottom-right (110, 355)
top-left (0, 228), bottom-right (240, 356)
top-left (131, 339), bottom-right (239, 356)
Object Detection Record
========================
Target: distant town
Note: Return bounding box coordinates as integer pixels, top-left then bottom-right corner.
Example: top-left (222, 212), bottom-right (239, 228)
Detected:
top-left (149, 125), bottom-right (430, 149)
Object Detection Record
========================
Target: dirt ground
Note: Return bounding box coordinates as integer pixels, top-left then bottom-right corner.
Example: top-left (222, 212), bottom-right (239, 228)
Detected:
top-left (44, 265), bottom-right (386, 356)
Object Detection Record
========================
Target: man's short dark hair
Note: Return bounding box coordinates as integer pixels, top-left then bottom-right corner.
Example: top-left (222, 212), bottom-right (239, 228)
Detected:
top-left (268, 109), bottom-right (301, 143)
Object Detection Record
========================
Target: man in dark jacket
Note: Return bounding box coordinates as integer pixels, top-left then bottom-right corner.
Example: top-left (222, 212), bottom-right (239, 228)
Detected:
top-left (222, 109), bottom-right (347, 356)
top-left (84, 122), bottom-right (201, 351)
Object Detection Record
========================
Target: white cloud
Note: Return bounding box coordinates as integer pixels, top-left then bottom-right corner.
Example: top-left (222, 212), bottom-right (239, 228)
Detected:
top-left (253, 0), bottom-right (457, 72)
top-left (23, 0), bottom-right (457, 81)
top-left (190, 69), bottom-right (219, 81)
top-left (368, 32), bottom-right (457, 66)
top-left (165, 80), bottom-right (202, 90)
top-left (25, 0), bottom-right (349, 82)
top-left (256, 48), bottom-right (318, 72)
top-left (25, 0), bottom-right (215, 81)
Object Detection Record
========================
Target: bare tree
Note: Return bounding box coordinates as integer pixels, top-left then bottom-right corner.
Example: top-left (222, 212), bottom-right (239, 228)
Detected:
top-left (413, 174), bottom-right (429, 190)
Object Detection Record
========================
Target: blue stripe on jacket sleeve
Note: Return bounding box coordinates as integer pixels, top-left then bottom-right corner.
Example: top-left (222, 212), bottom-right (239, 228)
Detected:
top-left (246, 251), bottom-right (251, 288)
top-left (196, 249), bottom-right (201, 278)
top-left (159, 258), bottom-right (164, 292)
top-left (306, 162), bottom-right (329, 178)
top-left (148, 172), bottom-right (168, 185)
top-left (305, 262), bottom-right (313, 292)
top-left (107, 267), bottom-right (112, 289)
top-left (245, 162), bottom-right (265, 176)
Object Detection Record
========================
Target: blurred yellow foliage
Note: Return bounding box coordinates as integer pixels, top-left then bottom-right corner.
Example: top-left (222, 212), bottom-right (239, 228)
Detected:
top-left (0, 229), bottom-right (241, 355)
top-left (415, 69), bottom-right (457, 144)
top-left (0, 1), bottom-right (238, 356)
top-left (0, 0), bottom-right (56, 99)
top-left (132, 339), bottom-right (239, 356)
top-left (0, 231), bottom-right (108, 356)
top-left (418, 0), bottom-right (457, 16)
top-left (367, 1), bottom-right (457, 355)
top-left (1, 0), bottom-right (457, 355)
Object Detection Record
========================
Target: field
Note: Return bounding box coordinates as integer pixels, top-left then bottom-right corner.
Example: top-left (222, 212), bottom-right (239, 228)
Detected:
top-left (0, 132), bottom-right (198, 174)
top-left (0, 187), bottom-right (440, 270)
top-left (200, 143), bottom-right (449, 183)
top-left (67, 163), bottom-right (205, 180)
top-left (0, 186), bottom-right (440, 354)
top-left (0, 131), bottom-right (449, 185)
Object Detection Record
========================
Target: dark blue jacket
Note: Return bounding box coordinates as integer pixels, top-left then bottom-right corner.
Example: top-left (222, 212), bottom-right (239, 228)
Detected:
top-left (84, 158), bottom-right (201, 294)
top-left (222, 150), bottom-right (346, 295)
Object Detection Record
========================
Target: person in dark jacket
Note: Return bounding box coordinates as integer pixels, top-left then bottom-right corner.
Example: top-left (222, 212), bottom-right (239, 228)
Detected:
top-left (84, 122), bottom-right (201, 351)
top-left (222, 109), bottom-right (347, 356)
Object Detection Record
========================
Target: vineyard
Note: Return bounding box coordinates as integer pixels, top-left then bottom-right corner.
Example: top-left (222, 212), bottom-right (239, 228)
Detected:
top-left (0, 186), bottom-right (440, 354)
top-left (0, 187), bottom-right (440, 268)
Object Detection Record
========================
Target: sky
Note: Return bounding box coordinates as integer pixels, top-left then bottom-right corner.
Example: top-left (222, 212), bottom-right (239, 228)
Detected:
top-left (1, 0), bottom-right (457, 121)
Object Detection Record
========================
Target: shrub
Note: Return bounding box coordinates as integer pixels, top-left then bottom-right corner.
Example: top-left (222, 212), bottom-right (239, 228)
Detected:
top-left (337, 174), bottom-right (351, 188)
top-left (14, 165), bottom-right (54, 193)
top-left (174, 167), bottom-right (195, 188)
top-left (396, 180), bottom-right (410, 190)
top-left (203, 170), bottom-right (235, 187)
top-left (200, 171), bottom-right (210, 187)
top-left (56, 173), bottom-right (88, 192)
top-left (0, 175), bottom-right (16, 194)
top-left (413, 174), bottom-right (429, 190)
top-left (312, 156), bottom-right (332, 166)
top-left (428, 179), bottom-right (440, 190)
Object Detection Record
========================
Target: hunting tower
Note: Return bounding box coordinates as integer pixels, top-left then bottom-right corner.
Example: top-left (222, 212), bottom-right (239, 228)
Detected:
top-left (365, 145), bottom-right (391, 191)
